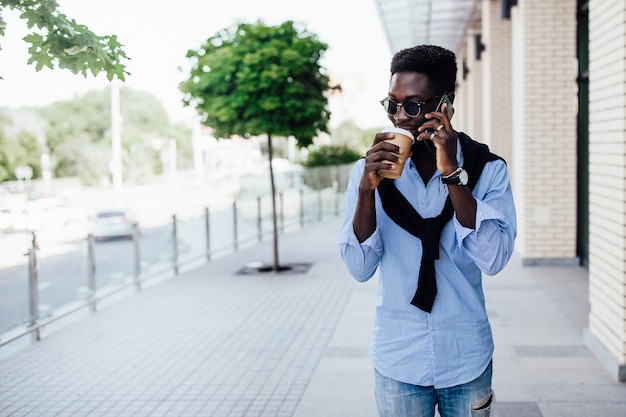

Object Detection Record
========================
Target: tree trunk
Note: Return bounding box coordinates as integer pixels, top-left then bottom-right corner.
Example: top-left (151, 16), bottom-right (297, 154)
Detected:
top-left (267, 133), bottom-right (280, 271)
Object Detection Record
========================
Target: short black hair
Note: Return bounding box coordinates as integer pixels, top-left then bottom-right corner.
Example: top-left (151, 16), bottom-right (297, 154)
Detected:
top-left (390, 44), bottom-right (457, 94)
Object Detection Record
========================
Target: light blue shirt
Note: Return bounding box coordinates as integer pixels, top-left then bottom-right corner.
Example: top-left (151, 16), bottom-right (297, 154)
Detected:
top-left (334, 139), bottom-right (517, 388)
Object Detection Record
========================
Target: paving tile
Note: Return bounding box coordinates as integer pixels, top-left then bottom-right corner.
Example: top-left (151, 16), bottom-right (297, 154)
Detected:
top-left (498, 401), bottom-right (543, 417)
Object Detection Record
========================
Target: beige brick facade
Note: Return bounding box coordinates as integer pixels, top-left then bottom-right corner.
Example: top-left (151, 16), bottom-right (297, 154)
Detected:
top-left (509, 0), bottom-right (578, 263)
top-left (586, 0), bottom-right (626, 375)
top-left (454, 56), bottom-right (468, 133)
top-left (481, 0), bottom-right (513, 168)
top-left (464, 27), bottom-right (485, 143)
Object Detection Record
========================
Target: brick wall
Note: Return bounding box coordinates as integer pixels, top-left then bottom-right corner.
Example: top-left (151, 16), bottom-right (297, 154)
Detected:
top-left (511, 0), bottom-right (578, 262)
top-left (587, 0), bottom-right (626, 371)
top-left (455, 47), bottom-right (469, 134)
top-left (464, 27), bottom-right (484, 142)
top-left (481, 0), bottom-right (513, 169)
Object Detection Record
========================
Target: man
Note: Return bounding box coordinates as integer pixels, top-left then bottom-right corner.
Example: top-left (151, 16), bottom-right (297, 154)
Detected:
top-left (334, 45), bottom-right (516, 417)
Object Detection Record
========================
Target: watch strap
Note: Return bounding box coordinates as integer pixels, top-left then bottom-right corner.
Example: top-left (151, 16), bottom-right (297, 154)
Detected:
top-left (442, 168), bottom-right (468, 185)
top-left (442, 167), bottom-right (462, 180)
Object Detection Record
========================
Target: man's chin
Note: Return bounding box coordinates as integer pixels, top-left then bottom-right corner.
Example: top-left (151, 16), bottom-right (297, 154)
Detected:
top-left (411, 140), bottom-right (432, 153)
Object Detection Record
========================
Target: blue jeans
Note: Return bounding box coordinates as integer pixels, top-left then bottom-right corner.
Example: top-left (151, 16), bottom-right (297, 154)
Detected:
top-left (374, 362), bottom-right (495, 417)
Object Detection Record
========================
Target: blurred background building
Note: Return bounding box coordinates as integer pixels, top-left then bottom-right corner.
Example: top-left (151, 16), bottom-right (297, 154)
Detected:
top-left (374, 0), bottom-right (625, 381)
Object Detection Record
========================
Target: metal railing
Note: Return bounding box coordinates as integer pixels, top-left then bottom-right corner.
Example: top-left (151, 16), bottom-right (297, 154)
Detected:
top-left (0, 185), bottom-right (345, 348)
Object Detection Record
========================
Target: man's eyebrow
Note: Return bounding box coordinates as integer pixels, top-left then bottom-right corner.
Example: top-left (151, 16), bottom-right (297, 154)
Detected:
top-left (388, 94), bottom-right (426, 101)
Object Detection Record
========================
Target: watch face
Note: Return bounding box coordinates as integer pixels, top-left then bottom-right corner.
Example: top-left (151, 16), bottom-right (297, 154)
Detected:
top-left (459, 169), bottom-right (469, 185)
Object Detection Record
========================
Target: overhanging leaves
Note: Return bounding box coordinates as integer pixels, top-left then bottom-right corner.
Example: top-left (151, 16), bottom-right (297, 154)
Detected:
top-left (0, 0), bottom-right (129, 80)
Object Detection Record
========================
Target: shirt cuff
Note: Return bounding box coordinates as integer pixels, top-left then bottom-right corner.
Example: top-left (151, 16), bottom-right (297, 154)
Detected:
top-left (334, 221), bottom-right (383, 253)
top-left (453, 199), bottom-right (506, 246)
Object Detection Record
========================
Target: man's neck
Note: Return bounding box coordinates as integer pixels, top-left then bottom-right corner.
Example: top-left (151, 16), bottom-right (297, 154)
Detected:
top-left (411, 142), bottom-right (437, 184)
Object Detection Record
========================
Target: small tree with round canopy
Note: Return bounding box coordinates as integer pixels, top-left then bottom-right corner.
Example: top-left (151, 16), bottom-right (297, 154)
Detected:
top-left (180, 20), bottom-right (337, 271)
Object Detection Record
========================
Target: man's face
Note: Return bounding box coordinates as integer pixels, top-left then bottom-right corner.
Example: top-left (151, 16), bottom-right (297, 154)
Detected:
top-left (385, 72), bottom-right (441, 138)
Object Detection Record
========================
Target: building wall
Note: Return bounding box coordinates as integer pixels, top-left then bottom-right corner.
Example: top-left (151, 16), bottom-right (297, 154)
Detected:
top-left (586, 0), bottom-right (626, 378)
top-left (481, 0), bottom-right (513, 170)
top-left (464, 27), bottom-right (484, 143)
top-left (454, 48), bottom-right (470, 134)
top-left (510, 0), bottom-right (578, 262)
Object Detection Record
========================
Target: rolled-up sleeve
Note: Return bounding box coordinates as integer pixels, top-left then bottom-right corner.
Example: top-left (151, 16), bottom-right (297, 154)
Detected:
top-left (334, 159), bottom-right (383, 282)
top-left (334, 221), bottom-right (382, 282)
top-left (453, 160), bottom-right (517, 275)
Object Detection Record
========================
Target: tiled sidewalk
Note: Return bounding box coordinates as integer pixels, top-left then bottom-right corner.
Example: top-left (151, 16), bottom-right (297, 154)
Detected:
top-left (0, 218), bottom-right (355, 417)
top-left (1, 216), bottom-right (625, 417)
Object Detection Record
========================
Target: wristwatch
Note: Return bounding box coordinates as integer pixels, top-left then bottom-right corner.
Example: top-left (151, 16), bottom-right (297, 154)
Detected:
top-left (442, 167), bottom-right (469, 186)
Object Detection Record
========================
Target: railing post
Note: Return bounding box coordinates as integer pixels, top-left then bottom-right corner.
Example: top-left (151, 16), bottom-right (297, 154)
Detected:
top-left (257, 197), bottom-right (262, 242)
top-left (333, 180), bottom-right (340, 216)
top-left (205, 207), bottom-right (211, 261)
top-left (132, 223), bottom-right (141, 290)
top-left (87, 233), bottom-right (96, 312)
top-left (233, 201), bottom-right (238, 251)
top-left (318, 189), bottom-right (323, 222)
top-left (27, 232), bottom-right (40, 342)
top-left (172, 214), bottom-right (179, 275)
top-left (300, 188), bottom-right (304, 228)
top-left (279, 192), bottom-right (284, 234)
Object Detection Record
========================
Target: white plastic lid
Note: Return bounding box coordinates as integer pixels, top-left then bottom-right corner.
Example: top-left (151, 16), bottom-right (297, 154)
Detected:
top-left (382, 127), bottom-right (415, 143)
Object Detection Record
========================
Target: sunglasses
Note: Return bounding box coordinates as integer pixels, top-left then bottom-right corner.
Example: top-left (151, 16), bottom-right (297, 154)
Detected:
top-left (380, 93), bottom-right (446, 118)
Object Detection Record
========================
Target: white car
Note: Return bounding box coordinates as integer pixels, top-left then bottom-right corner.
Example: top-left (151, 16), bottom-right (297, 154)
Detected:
top-left (89, 210), bottom-right (138, 241)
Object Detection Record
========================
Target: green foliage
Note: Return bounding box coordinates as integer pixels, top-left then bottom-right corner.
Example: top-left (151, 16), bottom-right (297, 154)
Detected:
top-left (0, 0), bottom-right (129, 80)
top-left (0, 114), bottom-right (40, 182)
top-left (181, 20), bottom-right (338, 270)
top-left (181, 20), bottom-right (337, 147)
top-left (329, 120), bottom-right (386, 155)
top-left (301, 144), bottom-right (360, 190)
top-left (0, 88), bottom-right (190, 185)
top-left (37, 87), bottom-right (185, 184)
top-left (303, 144), bottom-right (362, 167)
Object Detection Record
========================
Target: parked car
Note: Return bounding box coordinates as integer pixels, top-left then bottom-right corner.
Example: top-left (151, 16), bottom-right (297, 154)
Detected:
top-left (89, 210), bottom-right (137, 241)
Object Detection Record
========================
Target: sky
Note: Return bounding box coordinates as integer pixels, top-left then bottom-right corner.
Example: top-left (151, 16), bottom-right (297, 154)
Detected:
top-left (0, 0), bottom-right (393, 129)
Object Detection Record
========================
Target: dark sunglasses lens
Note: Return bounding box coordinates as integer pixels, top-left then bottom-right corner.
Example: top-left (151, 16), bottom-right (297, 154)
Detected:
top-left (404, 101), bottom-right (421, 117)
top-left (382, 99), bottom-right (397, 115)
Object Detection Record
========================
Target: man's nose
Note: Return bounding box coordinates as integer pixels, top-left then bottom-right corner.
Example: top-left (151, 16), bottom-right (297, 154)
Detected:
top-left (395, 105), bottom-right (410, 121)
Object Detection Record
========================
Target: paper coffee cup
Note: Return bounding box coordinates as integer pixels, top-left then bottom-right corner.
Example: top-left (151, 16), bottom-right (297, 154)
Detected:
top-left (378, 127), bottom-right (415, 179)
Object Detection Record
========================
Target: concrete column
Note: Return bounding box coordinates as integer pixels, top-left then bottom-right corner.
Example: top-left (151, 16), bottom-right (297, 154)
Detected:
top-left (585, 0), bottom-right (626, 382)
top-left (510, 0), bottom-right (578, 263)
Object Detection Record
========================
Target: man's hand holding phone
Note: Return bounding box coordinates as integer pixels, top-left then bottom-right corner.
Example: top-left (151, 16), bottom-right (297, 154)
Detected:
top-left (417, 94), bottom-right (459, 176)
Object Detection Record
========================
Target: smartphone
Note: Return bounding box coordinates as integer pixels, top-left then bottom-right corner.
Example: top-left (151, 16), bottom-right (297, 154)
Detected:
top-left (423, 94), bottom-right (454, 154)
top-left (436, 94), bottom-right (455, 120)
